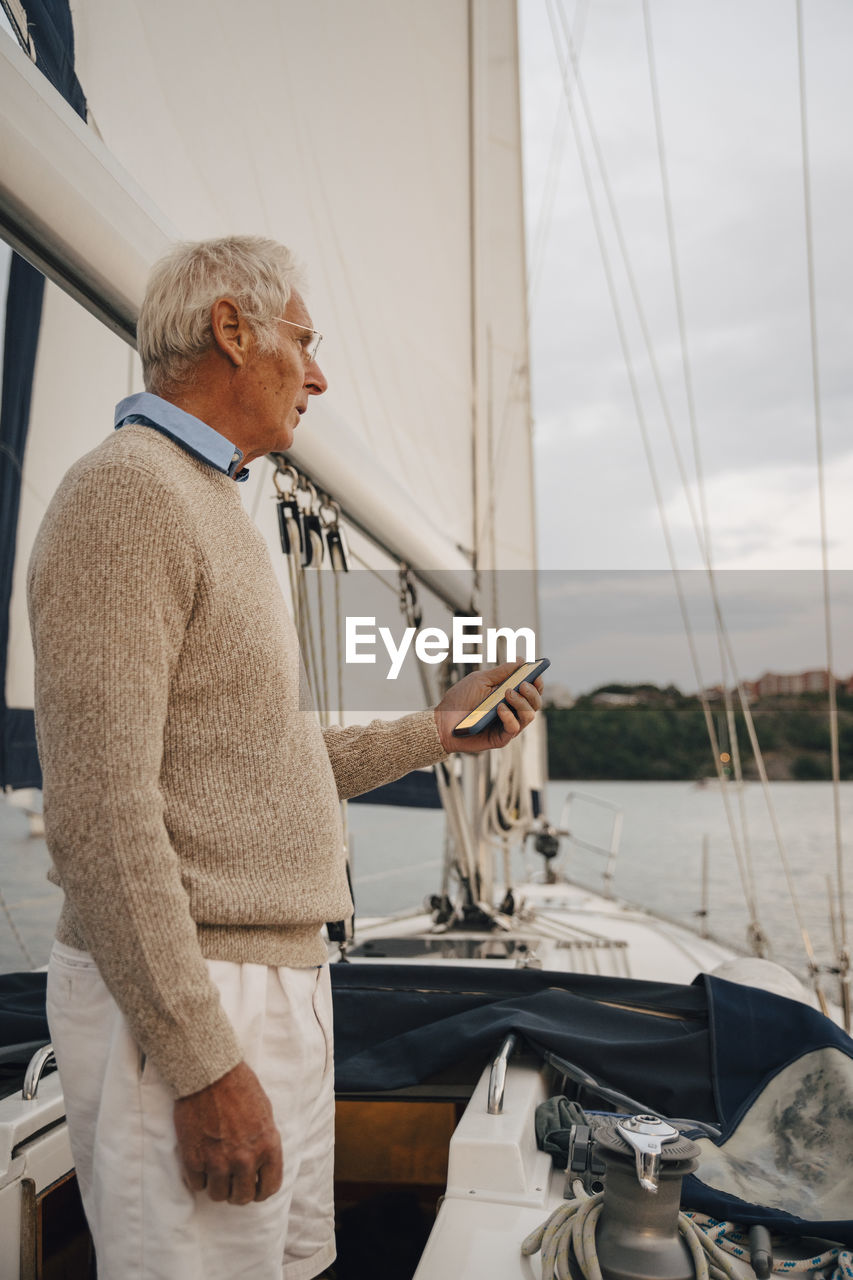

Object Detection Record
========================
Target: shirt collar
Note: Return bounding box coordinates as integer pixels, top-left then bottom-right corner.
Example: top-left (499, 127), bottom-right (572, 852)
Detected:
top-left (114, 392), bottom-right (249, 481)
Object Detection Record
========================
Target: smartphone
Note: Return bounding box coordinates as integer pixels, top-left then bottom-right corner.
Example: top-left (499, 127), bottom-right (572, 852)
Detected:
top-left (452, 658), bottom-right (550, 737)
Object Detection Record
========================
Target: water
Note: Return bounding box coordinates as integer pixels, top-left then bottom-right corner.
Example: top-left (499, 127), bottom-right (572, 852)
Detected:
top-left (345, 780), bottom-right (853, 981)
top-left (2, 782), bottom-right (851, 982)
top-left (0, 798), bottom-right (62, 971)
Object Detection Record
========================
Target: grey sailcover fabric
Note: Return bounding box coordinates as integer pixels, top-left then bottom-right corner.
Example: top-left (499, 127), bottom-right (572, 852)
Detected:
top-left (693, 1046), bottom-right (853, 1222)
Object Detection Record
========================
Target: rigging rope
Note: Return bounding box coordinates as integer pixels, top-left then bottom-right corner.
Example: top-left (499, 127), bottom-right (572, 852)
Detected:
top-left (641, 0), bottom-right (710, 565)
top-left (311, 568), bottom-right (330, 729)
top-left (795, 0), bottom-right (849, 1027)
top-left (546, 0), bottom-right (833, 985)
top-left (332, 567), bottom-right (345, 725)
top-left (544, 0), bottom-right (765, 946)
top-left (395, 569), bottom-right (484, 908)
top-left (642, 0), bottom-right (765, 949)
top-left (637, 0), bottom-right (832, 995)
top-left (527, 0), bottom-right (590, 307)
top-left (349, 548), bottom-right (400, 594)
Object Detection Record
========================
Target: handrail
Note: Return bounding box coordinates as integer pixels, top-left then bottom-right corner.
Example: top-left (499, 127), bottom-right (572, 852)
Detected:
top-left (487, 1033), bottom-right (518, 1115)
top-left (22, 1045), bottom-right (55, 1101)
top-left (557, 790), bottom-right (624, 897)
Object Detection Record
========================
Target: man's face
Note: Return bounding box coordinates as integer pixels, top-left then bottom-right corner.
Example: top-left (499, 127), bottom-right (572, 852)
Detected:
top-left (241, 290), bottom-right (327, 459)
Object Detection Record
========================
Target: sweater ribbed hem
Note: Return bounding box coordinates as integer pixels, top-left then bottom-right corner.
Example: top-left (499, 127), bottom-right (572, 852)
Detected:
top-left (196, 923), bottom-right (328, 968)
top-left (56, 908), bottom-right (329, 971)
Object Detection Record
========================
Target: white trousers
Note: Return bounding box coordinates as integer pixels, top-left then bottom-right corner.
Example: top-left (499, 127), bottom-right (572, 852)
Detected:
top-left (46, 942), bottom-right (336, 1280)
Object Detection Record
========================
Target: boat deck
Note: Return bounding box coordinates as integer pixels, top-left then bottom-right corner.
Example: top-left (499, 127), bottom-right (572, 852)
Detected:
top-left (351, 876), bottom-right (744, 987)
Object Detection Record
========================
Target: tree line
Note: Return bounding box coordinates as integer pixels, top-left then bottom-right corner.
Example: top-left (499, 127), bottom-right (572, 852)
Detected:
top-left (546, 684), bottom-right (853, 781)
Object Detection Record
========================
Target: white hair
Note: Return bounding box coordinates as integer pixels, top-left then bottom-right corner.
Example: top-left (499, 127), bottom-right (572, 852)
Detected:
top-left (137, 236), bottom-right (304, 394)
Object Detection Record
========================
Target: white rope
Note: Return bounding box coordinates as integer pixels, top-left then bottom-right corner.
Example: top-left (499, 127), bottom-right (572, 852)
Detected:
top-left (795, 0), bottom-right (848, 1024)
top-left (684, 1213), bottom-right (853, 1280)
top-left (546, 0), bottom-right (834, 977)
top-left (296, 566), bottom-right (322, 714)
top-left (523, 1197), bottom-right (853, 1280)
top-left (641, 0), bottom-right (710, 565)
top-left (640, 0), bottom-right (830, 988)
top-left (348, 549), bottom-right (399, 595)
top-left (720, 644), bottom-right (828, 1004)
top-left (544, 0), bottom-right (764, 942)
top-left (527, 0), bottom-right (590, 307)
top-left (333, 567), bottom-right (345, 726)
top-left (641, 0), bottom-right (820, 959)
top-left (394, 572), bottom-right (486, 911)
top-left (480, 737), bottom-right (530, 841)
top-left (312, 568), bottom-right (330, 729)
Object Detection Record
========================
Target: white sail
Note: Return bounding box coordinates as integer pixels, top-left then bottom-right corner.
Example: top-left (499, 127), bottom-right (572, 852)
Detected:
top-left (2, 1), bottom-right (538, 732)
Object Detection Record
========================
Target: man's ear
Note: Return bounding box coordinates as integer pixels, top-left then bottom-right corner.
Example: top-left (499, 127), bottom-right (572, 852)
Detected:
top-left (210, 297), bottom-right (251, 368)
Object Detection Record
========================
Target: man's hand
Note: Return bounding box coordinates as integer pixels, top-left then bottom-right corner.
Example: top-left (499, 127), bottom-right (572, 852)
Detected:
top-left (433, 661), bottom-right (544, 755)
top-left (173, 1061), bottom-right (283, 1205)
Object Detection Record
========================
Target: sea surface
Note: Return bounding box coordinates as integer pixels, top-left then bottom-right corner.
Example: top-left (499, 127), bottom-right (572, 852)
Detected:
top-left (2, 781), bottom-right (851, 985)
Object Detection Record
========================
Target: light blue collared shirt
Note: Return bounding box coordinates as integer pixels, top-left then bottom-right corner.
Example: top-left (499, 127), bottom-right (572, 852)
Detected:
top-left (114, 392), bottom-right (250, 482)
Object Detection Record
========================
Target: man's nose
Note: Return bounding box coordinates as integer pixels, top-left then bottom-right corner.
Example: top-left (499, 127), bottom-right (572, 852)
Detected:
top-left (305, 359), bottom-right (328, 396)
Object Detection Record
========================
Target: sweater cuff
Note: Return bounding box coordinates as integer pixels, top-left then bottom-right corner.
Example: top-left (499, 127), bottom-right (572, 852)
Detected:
top-left (403, 706), bottom-right (449, 769)
top-left (161, 1016), bottom-right (244, 1099)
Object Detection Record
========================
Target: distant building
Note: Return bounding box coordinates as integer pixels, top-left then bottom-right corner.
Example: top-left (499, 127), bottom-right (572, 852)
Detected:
top-left (701, 683), bottom-right (756, 703)
top-left (746, 669), bottom-right (838, 698)
top-left (591, 692), bottom-right (639, 707)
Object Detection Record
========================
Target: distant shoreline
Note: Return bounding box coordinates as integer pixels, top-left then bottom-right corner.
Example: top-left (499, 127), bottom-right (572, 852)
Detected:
top-left (546, 685), bottom-right (853, 782)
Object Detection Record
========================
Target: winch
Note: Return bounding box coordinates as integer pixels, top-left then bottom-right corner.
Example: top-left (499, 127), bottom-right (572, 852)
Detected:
top-left (584, 1115), bottom-right (701, 1280)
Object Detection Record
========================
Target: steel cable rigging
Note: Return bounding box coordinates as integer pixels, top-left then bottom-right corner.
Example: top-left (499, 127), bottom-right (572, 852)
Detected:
top-left (544, 0), bottom-right (836, 1001)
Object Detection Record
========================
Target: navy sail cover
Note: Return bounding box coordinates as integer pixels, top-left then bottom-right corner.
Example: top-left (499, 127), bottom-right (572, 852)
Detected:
top-left (2, 963), bottom-right (851, 1243)
top-left (330, 964), bottom-right (853, 1246)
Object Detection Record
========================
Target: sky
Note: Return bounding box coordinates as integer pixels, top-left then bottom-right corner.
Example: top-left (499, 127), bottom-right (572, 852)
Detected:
top-left (518, 0), bottom-right (853, 693)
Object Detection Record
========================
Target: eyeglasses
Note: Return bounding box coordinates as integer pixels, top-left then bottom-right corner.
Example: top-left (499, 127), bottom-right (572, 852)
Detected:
top-left (275, 316), bottom-right (323, 364)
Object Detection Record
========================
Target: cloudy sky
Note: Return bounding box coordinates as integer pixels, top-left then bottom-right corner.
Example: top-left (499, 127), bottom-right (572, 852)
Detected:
top-left (518, 0), bottom-right (853, 691)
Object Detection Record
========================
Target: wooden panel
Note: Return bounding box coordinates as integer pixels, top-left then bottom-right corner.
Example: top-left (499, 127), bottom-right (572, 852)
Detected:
top-left (335, 1100), bottom-right (457, 1186)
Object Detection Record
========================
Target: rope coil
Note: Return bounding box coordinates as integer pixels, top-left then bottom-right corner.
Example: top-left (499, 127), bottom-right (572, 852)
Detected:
top-left (522, 1199), bottom-right (853, 1280)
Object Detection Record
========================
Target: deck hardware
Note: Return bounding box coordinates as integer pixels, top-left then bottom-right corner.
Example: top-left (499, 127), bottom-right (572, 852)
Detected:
top-left (566, 1121), bottom-right (607, 1197)
top-left (615, 1114), bottom-right (679, 1194)
top-left (591, 1118), bottom-right (701, 1280)
top-left (749, 1224), bottom-right (774, 1279)
top-left (487, 1033), bottom-right (518, 1114)
top-left (22, 1044), bottom-right (55, 1101)
top-left (534, 823), bottom-right (560, 860)
top-left (298, 478), bottom-right (324, 567)
top-left (319, 497), bottom-right (350, 572)
top-left (273, 463), bottom-right (303, 558)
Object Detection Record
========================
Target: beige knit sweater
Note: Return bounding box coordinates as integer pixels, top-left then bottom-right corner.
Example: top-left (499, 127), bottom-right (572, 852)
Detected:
top-left (28, 425), bottom-right (447, 1097)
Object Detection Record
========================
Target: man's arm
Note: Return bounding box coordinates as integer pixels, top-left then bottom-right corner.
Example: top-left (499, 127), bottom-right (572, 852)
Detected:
top-left (29, 461), bottom-right (287, 1204)
top-left (321, 707), bottom-right (447, 800)
top-left (30, 462), bottom-right (283, 1202)
top-left (321, 663), bottom-right (543, 799)
top-left (29, 462), bottom-right (243, 1098)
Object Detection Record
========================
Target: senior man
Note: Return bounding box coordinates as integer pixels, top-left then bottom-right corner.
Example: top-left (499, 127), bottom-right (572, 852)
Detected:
top-left (27, 235), bottom-right (543, 1280)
